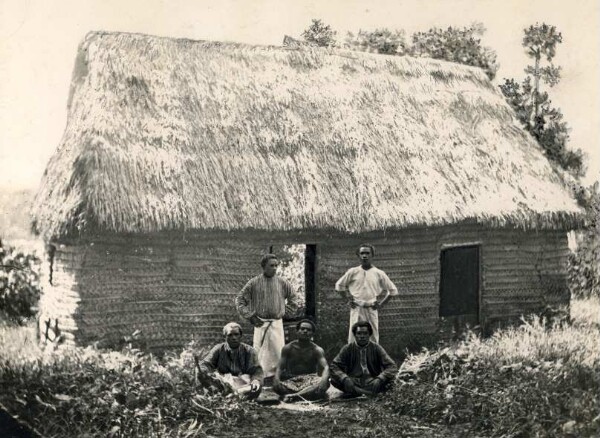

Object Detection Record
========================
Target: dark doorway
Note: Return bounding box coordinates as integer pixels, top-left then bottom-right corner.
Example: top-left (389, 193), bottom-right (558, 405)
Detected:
top-left (304, 244), bottom-right (317, 319)
top-left (270, 244), bottom-right (318, 343)
top-left (439, 245), bottom-right (480, 334)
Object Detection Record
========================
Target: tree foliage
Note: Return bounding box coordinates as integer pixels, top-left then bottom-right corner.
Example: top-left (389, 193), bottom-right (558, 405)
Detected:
top-left (499, 23), bottom-right (585, 177)
top-left (569, 183), bottom-right (600, 298)
top-left (0, 240), bottom-right (41, 323)
top-left (410, 23), bottom-right (498, 79)
top-left (345, 28), bottom-right (407, 55)
top-left (275, 244), bottom-right (306, 318)
top-left (298, 20), bottom-right (497, 79)
top-left (301, 19), bottom-right (337, 47)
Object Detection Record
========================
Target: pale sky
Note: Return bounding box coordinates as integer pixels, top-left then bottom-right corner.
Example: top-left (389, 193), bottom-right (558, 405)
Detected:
top-left (1, 0), bottom-right (598, 190)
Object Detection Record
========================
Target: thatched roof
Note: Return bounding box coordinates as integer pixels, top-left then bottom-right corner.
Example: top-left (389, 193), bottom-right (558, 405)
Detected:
top-left (32, 31), bottom-right (582, 240)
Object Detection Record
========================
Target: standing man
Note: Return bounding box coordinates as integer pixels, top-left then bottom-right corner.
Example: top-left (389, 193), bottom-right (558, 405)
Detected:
top-left (335, 244), bottom-right (398, 344)
top-left (236, 254), bottom-right (298, 380)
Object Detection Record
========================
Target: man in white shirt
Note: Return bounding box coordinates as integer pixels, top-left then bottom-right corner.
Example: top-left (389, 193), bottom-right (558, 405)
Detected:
top-left (335, 244), bottom-right (398, 344)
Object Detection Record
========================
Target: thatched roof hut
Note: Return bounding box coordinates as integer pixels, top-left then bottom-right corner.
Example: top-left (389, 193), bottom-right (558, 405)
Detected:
top-left (32, 32), bottom-right (581, 354)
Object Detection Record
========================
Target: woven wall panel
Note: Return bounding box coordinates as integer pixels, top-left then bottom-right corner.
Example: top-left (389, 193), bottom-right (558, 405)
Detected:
top-left (314, 225), bottom-right (569, 356)
top-left (314, 232), bottom-right (439, 356)
top-left (40, 225), bottom-right (570, 355)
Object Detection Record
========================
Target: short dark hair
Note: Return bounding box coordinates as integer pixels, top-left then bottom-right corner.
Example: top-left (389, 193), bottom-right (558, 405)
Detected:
top-left (351, 320), bottom-right (373, 336)
top-left (356, 244), bottom-right (375, 257)
top-left (296, 319), bottom-right (316, 332)
top-left (260, 254), bottom-right (278, 268)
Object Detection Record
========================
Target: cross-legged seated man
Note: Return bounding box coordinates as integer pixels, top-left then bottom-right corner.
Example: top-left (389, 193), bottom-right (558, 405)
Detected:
top-left (330, 321), bottom-right (397, 397)
top-left (273, 319), bottom-right (330, 402)
top-left (195, 322), bottom-right (263, 400)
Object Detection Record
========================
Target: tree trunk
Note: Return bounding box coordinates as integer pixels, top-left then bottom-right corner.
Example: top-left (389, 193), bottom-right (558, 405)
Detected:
top-left (533, 52), bottom-right (540, 123)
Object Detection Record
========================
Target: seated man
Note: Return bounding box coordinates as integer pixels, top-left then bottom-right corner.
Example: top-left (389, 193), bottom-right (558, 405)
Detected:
top-left (273, 319), bottom-right (330, 402)
top-left (330, 321), bottom-right (398, 397)
top-left (195, 322), bottom-right (263, 400)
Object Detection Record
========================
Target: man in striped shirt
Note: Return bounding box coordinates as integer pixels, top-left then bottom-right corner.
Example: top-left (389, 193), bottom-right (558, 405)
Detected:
top-left (236, 254), bottom-right (299, 379)
top-left (195, 322), bottom-right (263, 399)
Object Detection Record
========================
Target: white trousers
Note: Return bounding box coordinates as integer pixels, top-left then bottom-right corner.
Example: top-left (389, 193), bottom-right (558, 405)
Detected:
top-left (253, 318), bottom-right (285, 377)
top-left (348, 306), bottom-right (379, 344)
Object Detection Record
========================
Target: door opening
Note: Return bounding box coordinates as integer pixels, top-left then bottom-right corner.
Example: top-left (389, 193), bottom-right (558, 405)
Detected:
top-left (270, 244), bottom-right (317, 320)
top-left (439, 245), bottom-right (480, 333)
top-left (304, 244), bottom-right (317, 319)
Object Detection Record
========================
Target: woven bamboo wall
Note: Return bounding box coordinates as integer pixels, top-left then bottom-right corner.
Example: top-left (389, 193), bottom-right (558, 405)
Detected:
top-left (40, 225), bottom-right (569, 355)
top-left (313, 225), bottom-right (569, 357)
top-left (41, 234), bottom-right (263, 349)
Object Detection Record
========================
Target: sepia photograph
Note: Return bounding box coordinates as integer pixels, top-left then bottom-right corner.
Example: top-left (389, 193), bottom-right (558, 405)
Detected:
top-left (1, 1), bottom-right (598, 436)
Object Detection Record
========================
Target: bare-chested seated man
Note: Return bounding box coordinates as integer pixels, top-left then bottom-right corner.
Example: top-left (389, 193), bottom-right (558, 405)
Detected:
top-left (195, 322), bottom-right (263, 400)
top-left (273, 319), bottom-right (330, 402)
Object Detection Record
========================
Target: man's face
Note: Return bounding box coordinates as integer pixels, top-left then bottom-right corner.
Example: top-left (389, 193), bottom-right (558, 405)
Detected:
top-left (297, 322), bottom-right (314, 341)
top-left (263, 258), bottom-right (279, 278)
top-left (355, 326), bottom-right (371, 346)
top-left (358, 247), bottom-right (373, 266)
top-left (225, 327), bottom-right (242, 349)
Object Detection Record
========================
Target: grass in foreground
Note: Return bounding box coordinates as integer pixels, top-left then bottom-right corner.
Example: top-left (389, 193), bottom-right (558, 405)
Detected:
top-left (379, 296), bottom-right (600, 437)
top-left (0, 327), bottom-right (248, 437)
top-left (1, 298), bottom-right (598, 437)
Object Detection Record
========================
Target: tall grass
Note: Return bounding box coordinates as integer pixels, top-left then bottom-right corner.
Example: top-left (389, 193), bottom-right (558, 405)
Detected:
top-left (571, 296), bottom-right (600, 328)
top-left (0, 326), bottom-right (248, 437)
top-left (0, 321), bottom-right (40, 363)
top-left (1, 299), bottom-right (598, 437)
top-left (385, 297), bottom-right (600, 437)
top-left (459, 298), bottom-right (599, 368)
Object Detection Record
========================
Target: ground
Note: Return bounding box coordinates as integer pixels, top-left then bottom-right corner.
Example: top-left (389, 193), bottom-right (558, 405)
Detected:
top-left (205, 389), bottom-right (468, 438)
top-left (210, 402), bottom-right (470, 438)
top-left (0, 395), bottom-right (468, 438)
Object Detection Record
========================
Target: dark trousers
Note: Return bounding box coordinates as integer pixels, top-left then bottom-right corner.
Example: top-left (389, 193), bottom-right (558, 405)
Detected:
top-left (330, 375), bottom-right (390, 396)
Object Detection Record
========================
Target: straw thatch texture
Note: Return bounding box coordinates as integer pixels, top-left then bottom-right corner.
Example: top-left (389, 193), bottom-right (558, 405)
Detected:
top-left (32, 31), bottom-right (581, 240)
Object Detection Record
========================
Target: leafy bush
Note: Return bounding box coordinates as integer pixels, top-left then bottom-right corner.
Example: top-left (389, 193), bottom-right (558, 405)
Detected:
top-left (569, 183), bottom-right (599, 298)
top-left (0, 240), bottom-right (41, 323)
top-left (0, 333), bottom-right (251, 437)
top-left (570, 235), bottom-right (600, 298)
top-left (382, 298), bottom-right (600, 437)
top-left (345, 29), bottom-right (408, 56)
top-left (276, 244), bottom-right (306, 318)
top-left (298, 19), bottom-right (498, 79)
top-left (410, 23), bottom-right (498, 79)
top-left (302, 19), bottom-right (337, 47)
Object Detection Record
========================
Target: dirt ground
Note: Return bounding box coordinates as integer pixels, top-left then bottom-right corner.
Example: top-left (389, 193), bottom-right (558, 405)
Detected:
top-left (206, 394), bottom-right (472, 438)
